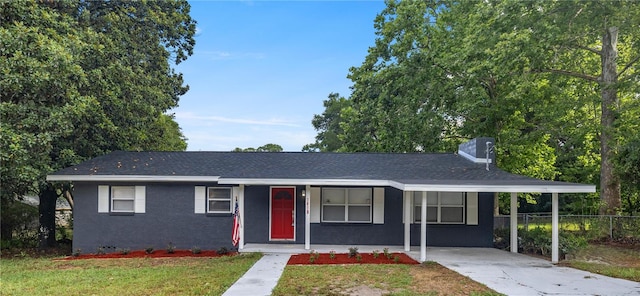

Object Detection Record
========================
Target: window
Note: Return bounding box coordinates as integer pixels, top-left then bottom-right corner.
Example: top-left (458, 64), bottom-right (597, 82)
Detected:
top-left (322, 188), bottom-right (372, 223)
top-left (99, 185), bottom-right (144, 214)
top-left (111, 186), bottom-right (135, 213)
top-left (414, 192), bottom-right (465, 224)
top-left (208, 187), bottom-right (232, 213)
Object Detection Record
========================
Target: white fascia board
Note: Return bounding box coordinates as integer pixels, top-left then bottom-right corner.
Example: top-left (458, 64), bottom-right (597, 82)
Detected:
top-left (218, 178), bottom-right (392, 187)
top-left (46, 175), bottom-right (220, 182)
top-left (458, 150), bottom-right (492, 164)
top-left (400, 183), bottom-right (596, 193)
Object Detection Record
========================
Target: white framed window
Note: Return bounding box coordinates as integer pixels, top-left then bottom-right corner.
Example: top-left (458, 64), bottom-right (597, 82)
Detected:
top-left (98, 185), bottom-right (145, 214)
top-left (414, 192), bottom-right (465, 224)
top-left (322, 188), bottom-right (372, 223)
top-left (207, 187), bottom-right (232, 213)
top-left (111, 186), bottom-right (135, 213)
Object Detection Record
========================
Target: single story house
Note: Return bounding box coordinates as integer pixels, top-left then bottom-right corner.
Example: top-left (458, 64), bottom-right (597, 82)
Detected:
top-left (47, 138), bottom-right (595, 262)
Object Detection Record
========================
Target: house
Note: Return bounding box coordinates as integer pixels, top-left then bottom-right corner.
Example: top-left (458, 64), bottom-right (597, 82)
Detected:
top-left (46, 138), bottom-right (595, 262)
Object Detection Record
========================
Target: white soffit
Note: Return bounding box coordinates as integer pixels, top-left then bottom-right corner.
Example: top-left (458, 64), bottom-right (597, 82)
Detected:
top-left (400, 183), bottom-right (596, 193)
top-left (218, 178), bottom-right (392, 187)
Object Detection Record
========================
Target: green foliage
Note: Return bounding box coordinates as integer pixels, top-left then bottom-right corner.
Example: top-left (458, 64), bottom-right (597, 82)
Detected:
top-left (1, 0), bottom-right (195, 247)
top-left (166, 242), bottom-right (175, 254)
top-left (302, 93), bottom-right (349, 152)
top-left (348, 247), bottom-right (359, 258)
top-left (233, 144), bottom-right (284, 152)
top-left (191, 246), bottom-right (201, 254)
top-left (145, 247), bottom-right (154, 255)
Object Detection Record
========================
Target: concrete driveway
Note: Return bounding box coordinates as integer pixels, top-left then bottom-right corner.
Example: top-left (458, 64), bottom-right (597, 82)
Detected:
top-left (414, 247), bottom-right (640, 295)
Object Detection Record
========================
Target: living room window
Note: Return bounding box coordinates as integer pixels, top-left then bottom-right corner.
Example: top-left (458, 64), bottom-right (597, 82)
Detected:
top-left (208, 187), bottom-right (232, 213)
top-left (322, 188), bottom-right (372, 223)
top-left (414, 191), bottom-right (465, 224)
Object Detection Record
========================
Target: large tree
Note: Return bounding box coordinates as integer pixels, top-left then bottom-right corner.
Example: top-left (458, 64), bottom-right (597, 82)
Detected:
top-left (312, 0), bottom-right (639, 214)
top-left (0, 0), bottom-right (195, 246)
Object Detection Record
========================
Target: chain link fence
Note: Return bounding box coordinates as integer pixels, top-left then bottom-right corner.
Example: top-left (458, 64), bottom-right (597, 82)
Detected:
top-left (494, 214), bottom-right (640, 242)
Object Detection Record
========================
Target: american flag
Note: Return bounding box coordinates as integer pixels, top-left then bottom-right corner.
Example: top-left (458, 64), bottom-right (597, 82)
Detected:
top-left (232, 199), bottom-right (240, 247)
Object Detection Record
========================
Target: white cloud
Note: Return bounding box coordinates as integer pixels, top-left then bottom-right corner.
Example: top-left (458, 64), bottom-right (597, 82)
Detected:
top-left (176, 111), bottom-right (301, 127)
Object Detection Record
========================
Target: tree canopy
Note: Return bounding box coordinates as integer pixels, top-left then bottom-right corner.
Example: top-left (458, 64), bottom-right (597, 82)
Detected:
top-left (1, 0), bottom-right (196, 243)
top-left (234, 144), bottom-right (284, 152)
top-left (306, 0), bottom-right (639, 214)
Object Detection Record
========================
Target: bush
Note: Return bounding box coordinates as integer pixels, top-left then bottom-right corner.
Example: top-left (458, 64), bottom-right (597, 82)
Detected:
top-left (217, 246), bottom-right (229, 255)
top-left (191, 246), bottom-right (201, 254)
top-left (348, 247), bottom-right (358, 258)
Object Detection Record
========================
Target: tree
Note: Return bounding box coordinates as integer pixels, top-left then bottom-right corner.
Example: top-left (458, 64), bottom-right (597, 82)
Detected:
top-left (312, 0), bottom-right (639, 214)
top-left (234, 144), bottom-right (284, 152)
top-left (302, 93), bottom-right (349, 152)
top-left (0, 0), bottom-right (196, 246)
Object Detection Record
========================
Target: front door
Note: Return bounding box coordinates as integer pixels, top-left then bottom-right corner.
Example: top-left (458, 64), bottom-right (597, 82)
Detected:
top-left (270, 187), bottom-right (295, 240)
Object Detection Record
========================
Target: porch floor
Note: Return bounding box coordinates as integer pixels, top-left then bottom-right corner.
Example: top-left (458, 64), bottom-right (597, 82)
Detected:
top-left (240, 243), bottom-right (413, 256)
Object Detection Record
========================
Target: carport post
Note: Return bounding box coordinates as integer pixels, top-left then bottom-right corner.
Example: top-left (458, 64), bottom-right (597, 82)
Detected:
top-left (510, 192), bottom-right (518, 253)
top-left (404, 191), bottom-right (411, 252)
top-left (239, 185), bottom-right (245, 250)
top-left (305, 185), bottom-right (311, 250)
top-left (420, 191), bottom-right (427, 262)
top-left (552, 192), bottom-right (559, 263)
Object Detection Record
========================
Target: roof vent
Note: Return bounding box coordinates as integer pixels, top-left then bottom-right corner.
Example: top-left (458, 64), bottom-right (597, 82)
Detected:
top-left (458, 137), bottom-right (496, 168)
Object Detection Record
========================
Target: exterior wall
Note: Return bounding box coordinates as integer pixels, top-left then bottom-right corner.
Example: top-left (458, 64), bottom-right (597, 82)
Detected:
top-left (73, 182), bottom-right (235, 252)
top-left (74, 183), bottom-right (494, 251)
top-left (410, 192), bottom-right (495, 247)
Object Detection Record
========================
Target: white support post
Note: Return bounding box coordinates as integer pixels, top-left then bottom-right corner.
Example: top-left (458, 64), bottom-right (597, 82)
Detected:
top-left (510, 192), bottom-right (518, 253)
top-left (239, 184), bottom-right (245, 250)
top-left (305, 185), bottom-right (311, 250)
top-left (552, 192), bottom-right (559, 263)
top-left (420, 191), bottom-right (427, 262)
top-left (404, 191), bottom-right (411, 251)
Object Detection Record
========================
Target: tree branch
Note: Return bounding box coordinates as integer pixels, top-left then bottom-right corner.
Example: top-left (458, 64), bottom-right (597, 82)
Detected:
top-left (618, 55), bottom-right (640, 77)
top-left (569, 43), bottom-right (601, 55)
top-left (531, 68), bottom-right (599, 82)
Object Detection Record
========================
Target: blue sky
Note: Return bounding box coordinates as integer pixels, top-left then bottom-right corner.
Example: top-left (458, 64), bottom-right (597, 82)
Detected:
top-left (173, 0), bottom-right (386, 151)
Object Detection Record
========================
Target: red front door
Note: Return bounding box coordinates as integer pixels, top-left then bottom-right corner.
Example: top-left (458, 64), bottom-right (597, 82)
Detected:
top-left (271, 187), bottom-right (295, 240)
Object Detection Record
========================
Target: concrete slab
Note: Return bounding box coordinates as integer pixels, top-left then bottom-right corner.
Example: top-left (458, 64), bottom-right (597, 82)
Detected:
top-left (222, 253), bottom-right (291, 296)
top-left (412, 247), bottom-right (640, 296)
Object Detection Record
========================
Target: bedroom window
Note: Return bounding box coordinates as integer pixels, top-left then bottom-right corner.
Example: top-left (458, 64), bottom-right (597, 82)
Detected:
top-left (414, 192), bottom-right (465, 224)
top-left (111, 186), bottom-right (135, 213)
top-left (208, 187), bottom-right (232, 213)
top-left (322, 188), bottom-right (372, 223)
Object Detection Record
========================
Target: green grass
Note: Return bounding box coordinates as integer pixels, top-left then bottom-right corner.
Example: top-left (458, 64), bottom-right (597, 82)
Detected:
top-left (273, 263), bottom-right (501, 296)
top-left (563, 244), bottom-right (640, 282)
top-left (0, 253), bottom-right (262, 296)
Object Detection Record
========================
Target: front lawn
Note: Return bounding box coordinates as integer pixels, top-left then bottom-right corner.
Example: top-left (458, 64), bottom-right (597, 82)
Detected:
top-left (0, 253), bottom-right (262, 296)
top-left (273, 261), bottom-right (502, 296)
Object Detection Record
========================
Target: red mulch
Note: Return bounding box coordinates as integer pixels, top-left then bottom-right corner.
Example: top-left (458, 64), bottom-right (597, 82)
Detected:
top-left (64, 249), bottom-right (237, 260)
top-left (287, 252), bottom-right (419, 265)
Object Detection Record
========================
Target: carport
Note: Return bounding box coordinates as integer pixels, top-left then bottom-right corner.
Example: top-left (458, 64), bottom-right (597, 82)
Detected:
top-left (400, 182), bottom-right (595, 263)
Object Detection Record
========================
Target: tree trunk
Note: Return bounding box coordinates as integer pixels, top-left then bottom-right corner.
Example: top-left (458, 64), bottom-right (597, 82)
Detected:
top-left (38, 185), bottom-right (58, 249)
top-left (599, 26), bottom-right (621, 215)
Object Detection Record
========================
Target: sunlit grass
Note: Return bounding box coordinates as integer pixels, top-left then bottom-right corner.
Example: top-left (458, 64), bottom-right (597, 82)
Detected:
top-left (0, 253), bottom-right (262, 296)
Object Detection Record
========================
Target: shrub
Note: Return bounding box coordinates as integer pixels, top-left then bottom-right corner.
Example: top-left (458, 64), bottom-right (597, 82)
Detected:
top-left (95, 246), bottom-right (106, 255)
top-left (355, 253), bottom-right (362, 262)
top-left (383, 247), bottom-right (392, 259)
top-left (217, 246), bottom-right (229, 255)
top-left (309, 250), bottom-right (319, 263)
top-left (372, 249), bottom-right (380, 259)
top-left (117, 248), bottom-right (130, 255)
top-left (166, 242), bottom-right (175, 254)
top-left (329, 250), bottom-right (336, 259)
top-left (72, 248), bottom-right (81, 257)
top-left (191, 246), bottom-right (201, 254)
top-left (348, 247), bottom-right (359, 258)
top-left (145, 246), bottom-right (154, 254)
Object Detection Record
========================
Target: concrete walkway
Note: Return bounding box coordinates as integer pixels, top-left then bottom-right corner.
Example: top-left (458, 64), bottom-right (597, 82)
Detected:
top-left (225, 245), bottom-right (640, 295)
top-left (222, 253), bottom-right (290, 296)
top-left (415, 247), bottom-right (640, 296)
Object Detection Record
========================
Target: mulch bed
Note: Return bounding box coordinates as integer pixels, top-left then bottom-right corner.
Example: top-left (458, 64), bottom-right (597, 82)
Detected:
top-left (287, 252), bottom-right (419, 265)
top-left (64, 249), bottom-right (237, 260)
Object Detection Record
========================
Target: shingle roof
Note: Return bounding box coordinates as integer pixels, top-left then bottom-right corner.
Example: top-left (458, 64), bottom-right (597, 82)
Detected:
top-left (47, 151), bottom-right (595, 193)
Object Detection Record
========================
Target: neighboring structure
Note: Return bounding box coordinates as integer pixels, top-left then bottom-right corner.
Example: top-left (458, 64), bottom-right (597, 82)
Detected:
top-left (47, 138), bottom-right (595, 262)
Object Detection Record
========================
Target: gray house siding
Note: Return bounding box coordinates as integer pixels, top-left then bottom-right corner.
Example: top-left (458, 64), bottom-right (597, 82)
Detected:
top-left (73, 183), bottom-right (494, 252)
top-left (73, 182), bottom-right (235, 252)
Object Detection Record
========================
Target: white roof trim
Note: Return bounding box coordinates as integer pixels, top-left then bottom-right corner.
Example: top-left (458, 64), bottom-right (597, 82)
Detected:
top-left (399, 183), bottom-right (596, 193)
top-left (218, 178), bottom-right (392, 187)
top-left (458, 150), bottom-right (492, 164)
top-left (46, 175), bottom-right (595, 193)
top-left (46, 175), bottom-right (221, 182)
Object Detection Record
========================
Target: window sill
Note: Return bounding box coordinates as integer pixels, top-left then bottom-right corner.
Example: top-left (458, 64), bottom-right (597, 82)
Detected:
top-left (206, 213), bottom-right (232, 217)
top-left (109, 212), bottom-right (135, 216)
